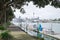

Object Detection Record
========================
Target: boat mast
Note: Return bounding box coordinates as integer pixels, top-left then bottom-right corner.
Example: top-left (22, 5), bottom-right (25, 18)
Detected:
top-left (51, 23), bottom-right (52, 31)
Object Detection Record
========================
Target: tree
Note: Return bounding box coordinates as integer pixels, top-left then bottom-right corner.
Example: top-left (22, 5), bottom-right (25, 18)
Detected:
top-left (0, 0), bottom-right (60, 25)
top-left (0, 6), bottom-right (14, 25)
top-left (0, 0), bottom-right (15, 25)
top-left (58, 18), bottom-right (60, 21)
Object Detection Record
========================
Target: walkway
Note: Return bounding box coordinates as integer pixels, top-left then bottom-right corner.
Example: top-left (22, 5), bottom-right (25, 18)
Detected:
top-left (10, 31), bottom-right (39, 40)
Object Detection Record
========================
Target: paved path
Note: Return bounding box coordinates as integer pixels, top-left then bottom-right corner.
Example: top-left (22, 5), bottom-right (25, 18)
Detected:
top-left (7, 25), bottom-right (23, 31)
top-left (10, 31), bottom-right (38, 40)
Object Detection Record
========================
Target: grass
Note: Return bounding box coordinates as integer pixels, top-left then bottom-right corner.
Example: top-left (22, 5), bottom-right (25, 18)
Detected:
top-left (10, 31), bottom-right (41, 40)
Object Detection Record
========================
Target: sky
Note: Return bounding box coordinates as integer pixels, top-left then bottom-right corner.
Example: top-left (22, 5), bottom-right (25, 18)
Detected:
top-left (12, 1), bottom-right (60, 19)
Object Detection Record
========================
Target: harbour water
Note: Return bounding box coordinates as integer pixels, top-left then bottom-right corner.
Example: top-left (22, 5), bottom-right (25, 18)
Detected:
top-left (14, 22), bottom-right (60, 33)
top-left (41, 23), bottom-right (60, 33)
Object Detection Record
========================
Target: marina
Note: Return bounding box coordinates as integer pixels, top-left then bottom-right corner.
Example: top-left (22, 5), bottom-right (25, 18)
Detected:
top-left (11, 16), bottom-right (60, 40)
top-left (11, 21), bottom-right (60, 40)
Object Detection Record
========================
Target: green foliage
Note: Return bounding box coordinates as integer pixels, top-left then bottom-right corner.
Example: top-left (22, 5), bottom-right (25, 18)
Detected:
top-left (1, 31), bottom-right (13, 40)
top-left (52, 19), bottom-right (58, 21)
top-left (12, 0), bottom-right (60, 8)
top-left (36, 37), bottom-right (44, 40)
top-left (0, 7), bottom-right (14, 25)
top-left (6, 22), bottom-right (11, 25)
top-left (0, 0), bottom-right (60, 10)
top-left (51, 0), bottom-right (60, 8)
top-left (6, 7), bottom-right (14, 21)
top-left (58, 18), bottom-right (60, 21)
top-left (0, 25), bottom-right (5, 30)
top-left (6, 22), bottom-right (11, 27)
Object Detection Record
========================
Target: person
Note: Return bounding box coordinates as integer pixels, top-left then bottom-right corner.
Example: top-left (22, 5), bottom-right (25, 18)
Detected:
top-left (38, 24), bottom-right (43, 31)
top-left (37, 24), bottom-right (43, 38)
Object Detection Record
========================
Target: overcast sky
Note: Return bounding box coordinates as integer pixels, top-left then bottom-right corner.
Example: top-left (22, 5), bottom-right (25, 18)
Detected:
top-left (13, 1), bottom-right (60, 19)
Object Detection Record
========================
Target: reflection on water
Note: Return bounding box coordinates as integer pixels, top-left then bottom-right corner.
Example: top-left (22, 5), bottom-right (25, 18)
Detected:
top-left (41, 23), bottom-right (60, 33)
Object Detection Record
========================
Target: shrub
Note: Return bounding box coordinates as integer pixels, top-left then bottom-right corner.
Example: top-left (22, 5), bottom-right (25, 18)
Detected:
top-left (6, 22), bottom-right (11, 26)
top-left (37, 37), bottom-right (44, 40)
top-left (0, 26), bottom-right (5, 30)
top-left (1, 31), bottom-right (13, 40)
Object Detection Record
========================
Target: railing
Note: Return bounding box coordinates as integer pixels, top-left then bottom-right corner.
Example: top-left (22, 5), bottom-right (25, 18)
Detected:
top-left (39, 32), bottom-right (60, 40)
top-left (19, 22), bottom-right (60, 40)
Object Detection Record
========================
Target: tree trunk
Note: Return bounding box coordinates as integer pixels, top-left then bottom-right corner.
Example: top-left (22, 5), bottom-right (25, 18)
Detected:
top-left (0, 8), bottom-right (6, 26)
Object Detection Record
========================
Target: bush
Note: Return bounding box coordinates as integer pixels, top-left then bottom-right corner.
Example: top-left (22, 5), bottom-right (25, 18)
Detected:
top-left (6, 22), bottom-right (11, 26)
top-left (0, 26), bottom-right (5, 30)
top-left (37, 37), bottom-right (44, 40)
top-left (1, 31), bottom-right (13, 40)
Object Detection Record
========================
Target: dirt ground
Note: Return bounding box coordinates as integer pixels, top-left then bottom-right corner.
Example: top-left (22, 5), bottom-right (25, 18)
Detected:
top-left (10, 31), bottom-right (38, 40)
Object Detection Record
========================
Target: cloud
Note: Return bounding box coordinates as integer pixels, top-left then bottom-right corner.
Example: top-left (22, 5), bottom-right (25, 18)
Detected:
top-left (13, 2), bottom-right (60, 19)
